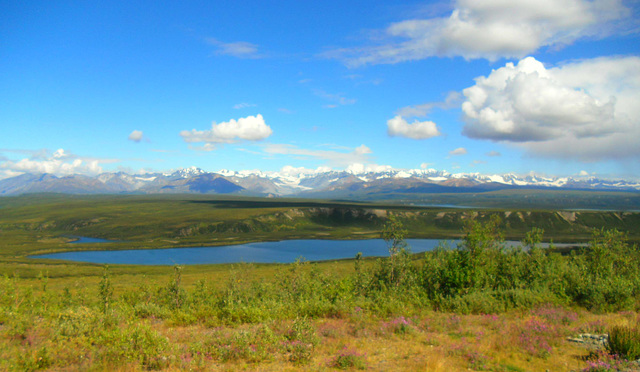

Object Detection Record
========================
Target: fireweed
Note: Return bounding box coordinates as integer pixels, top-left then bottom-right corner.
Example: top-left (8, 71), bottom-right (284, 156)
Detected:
top-left (327, 346), bottom-right (366, 370)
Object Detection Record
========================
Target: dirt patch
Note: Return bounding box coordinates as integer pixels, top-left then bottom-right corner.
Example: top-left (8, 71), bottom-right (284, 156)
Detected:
top-left (558, 211), bottom-right (577, 222)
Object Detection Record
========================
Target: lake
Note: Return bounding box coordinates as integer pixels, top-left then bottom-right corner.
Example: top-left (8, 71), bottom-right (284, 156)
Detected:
top-left (67, 236), bottom-right (116, 244)
top-left (31, 238), bottom-right (578, 265)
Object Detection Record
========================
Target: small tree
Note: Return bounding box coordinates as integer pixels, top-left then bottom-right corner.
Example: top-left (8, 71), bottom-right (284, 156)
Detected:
top-left (353, 252), bottom-right (368, 295)
top-left (166, 265), bottom-right (184, 309)
top-left (99, 265), bottom-right (113, 313)
top-left (376, 214), bottom-right (413, 289)
top-left (522, 227), bottom-right (548, 287)
top-left (382, 214), bottom-right (408, 256)
top-left (460, 215), bottom-right (503, 290)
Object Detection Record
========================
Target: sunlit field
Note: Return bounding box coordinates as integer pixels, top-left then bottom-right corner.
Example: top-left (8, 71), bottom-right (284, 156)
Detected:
top-left (1, 195), bottom-right (639, 370)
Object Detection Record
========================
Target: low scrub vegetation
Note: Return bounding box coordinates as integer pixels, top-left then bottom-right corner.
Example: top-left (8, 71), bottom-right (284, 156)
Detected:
top-left (1, 216), bottom-right (639, 370)
top-left (607, 322), bottom-right (640, 361)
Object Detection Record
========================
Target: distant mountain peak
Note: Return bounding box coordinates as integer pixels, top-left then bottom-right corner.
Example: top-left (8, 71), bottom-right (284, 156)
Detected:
top-left (165, 167), bottom-right (206, 178)
top-left (0, 166), bottom-right (638, 197)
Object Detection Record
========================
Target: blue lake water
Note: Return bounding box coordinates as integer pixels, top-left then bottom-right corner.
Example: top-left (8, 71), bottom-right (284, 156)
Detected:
top-left (31, 238), bottom-right (579, 266)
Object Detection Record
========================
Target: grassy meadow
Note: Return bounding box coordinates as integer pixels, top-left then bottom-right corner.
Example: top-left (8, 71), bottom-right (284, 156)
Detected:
top-left (1, 194), bottom-right (640, 371)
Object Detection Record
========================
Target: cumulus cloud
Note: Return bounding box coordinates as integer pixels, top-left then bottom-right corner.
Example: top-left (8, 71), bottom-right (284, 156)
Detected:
top-left (128, 130), bottom-right (144, 142)
top-left (263, 143), bottom-right (373, 168)
top-left (206, 38), bottom-right (262, 59)
top-left (461, 56), bottom-right (640, 161)
top-left (326, 0), bottom-right (631, 65)
top-left (180, 114), bottom-right (273, 147)
top-left (0, 148), bottom-right (117, 178)
top-left (449, 147), bottom-right (468, 156)
top-left (387, 116), bottom-right (441, 139)
top-left (486, 151), bottom-right (502, 157)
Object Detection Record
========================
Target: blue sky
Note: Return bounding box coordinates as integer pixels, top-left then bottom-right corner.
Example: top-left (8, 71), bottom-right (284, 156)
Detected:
top-left (1, 0), bottom-right (639, 179)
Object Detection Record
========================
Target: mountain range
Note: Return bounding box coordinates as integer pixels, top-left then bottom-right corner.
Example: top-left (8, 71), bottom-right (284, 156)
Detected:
top-left (1, 166), bottom-right (639, 198)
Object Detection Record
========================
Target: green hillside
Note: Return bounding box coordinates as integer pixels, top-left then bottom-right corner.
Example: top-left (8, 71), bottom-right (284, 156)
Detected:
top-left (1, 194), bottom-right (639, 267)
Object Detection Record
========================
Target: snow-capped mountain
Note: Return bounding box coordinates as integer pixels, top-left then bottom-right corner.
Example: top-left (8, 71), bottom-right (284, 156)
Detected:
top-left (0, 167), bottom-right (639, 196)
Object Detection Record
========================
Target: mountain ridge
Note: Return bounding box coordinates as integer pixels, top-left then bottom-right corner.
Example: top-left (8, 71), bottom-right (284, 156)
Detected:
top-left (1, 167), bottom-right (639, 197)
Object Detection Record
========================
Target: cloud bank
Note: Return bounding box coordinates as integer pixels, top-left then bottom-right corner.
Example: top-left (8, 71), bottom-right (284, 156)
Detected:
top-left (0, 149), bottom-right (115, 179)
top-left (263, 143), bottom-right (373, 168)
top-left (328, 0), bottom-right (630, 66)
top-left (461, 56), bottom-right (640, 161)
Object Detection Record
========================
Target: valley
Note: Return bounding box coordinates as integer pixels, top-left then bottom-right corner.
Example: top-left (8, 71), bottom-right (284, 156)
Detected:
top-left (1, 194), bottom-right (639, 371)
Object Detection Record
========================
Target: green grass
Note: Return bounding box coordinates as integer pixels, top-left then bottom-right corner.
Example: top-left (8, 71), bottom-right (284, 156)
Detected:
top-left (1, 194), bottom-right (640, 370)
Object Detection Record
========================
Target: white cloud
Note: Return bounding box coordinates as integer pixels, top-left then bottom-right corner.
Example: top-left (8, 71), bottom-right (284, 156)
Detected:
top-left (346, 163), bottom-right (393, 173)
top-left (0, 148), bottom-right (116, 178)
top-left (387, 115), bottom-right (441, 139)
top-left (461, 56), bottom-right (640, 161)
top-left (263, 143), bottom-right (373, 168)
top-left (52, 148), bottom-right (69, 159)
top-left (327, 0), bottom-right (631, 66)
top-left (128, 130), bottom-right (144, 142)
top-left (280, 165), bottom-right (332, 176)
top-left (180, 114), bottom-right (273, 147)
top-left (233, 102), bottom-right (256, 110)
top-left (206, 38), bottom-right (262, 59)
top-left (486, 151), bottom-right (502, 157)
top-left (396, 91), bottom-right (461, 118)
top-left (449, 147), bottom-right (468, 156)
top-left (314, 90), bottom-right (356, 107)
top-left (189, 143), bottom-right (218, 152)
top-left (578, 170), bottom-right (590, 176)
top-left (354, 144), bottom-right (373, 155)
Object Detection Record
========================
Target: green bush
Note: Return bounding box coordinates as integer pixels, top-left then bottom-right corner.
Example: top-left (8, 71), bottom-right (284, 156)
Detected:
top-left (98, 324), bottom-right (170, 369)
top-left (607, 323), bottom-right (640, 360)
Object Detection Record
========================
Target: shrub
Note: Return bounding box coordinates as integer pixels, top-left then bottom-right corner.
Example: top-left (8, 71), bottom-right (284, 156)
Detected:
top-left (98, 324), bottom-right (169, 369)
top-left (215, 328), bottom-right (273, 363)
top-left (55, 306), bottom-right (98, 339)
top-left (328, 346), bottom-right (366, 369)
top-left (133, 302), bottom-right (167, 319)
top-left (607, 323), bottom-right (640, 361)
top-left (280, 317), bottom-right (317, 364)
top-left (381, 316), bottom-right (414, 336)
top-left (16, 346), bottom-right (51, 371)
top-left (582, 351), bottom-right (624, 372)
